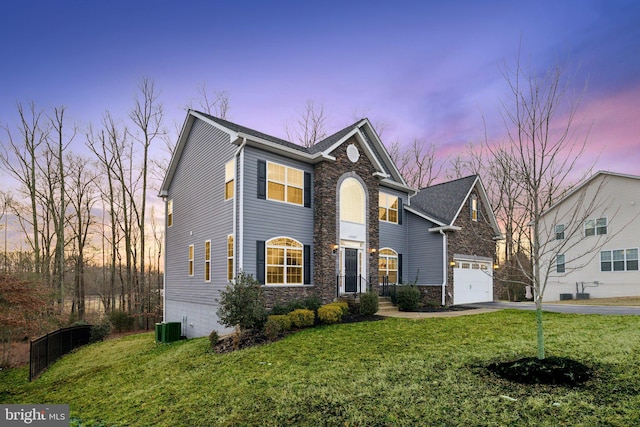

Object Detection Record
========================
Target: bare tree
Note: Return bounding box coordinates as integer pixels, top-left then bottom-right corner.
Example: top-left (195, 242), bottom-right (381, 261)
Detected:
top-left (496, 53), bottom-right (605, 359)
top-left (285, 100), bottom-right (328, 147)
top-left (130, 77), bottom-right (164, 321)
top-left (0, 102), bottom-right (49, 276)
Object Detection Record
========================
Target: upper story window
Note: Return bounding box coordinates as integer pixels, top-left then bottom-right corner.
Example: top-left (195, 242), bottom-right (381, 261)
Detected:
top-left (601, 248), bottom-right (638, 272)
top-left (379, 193), bottom-right (398, 224)
top-left (225, 160), bottom-right (235, 200)
top-left (204, 240), bottom-right (211, 282)
top-left (470, 194), bottom-right (478, 221)
top-left (268, 162), bottom-right (303, 205)
top-left (167, 199), bottom-right (173, 227)
top-left (379, 248), bottom-right (398, 283)
top-left (340, 178), bottom-right (365, 224)
top-left (555, 224), bottom-right (565, 240)
top-left (585, 217), bottom-right (607, 236)
top-left (266, 237), bottom-right (303, 285)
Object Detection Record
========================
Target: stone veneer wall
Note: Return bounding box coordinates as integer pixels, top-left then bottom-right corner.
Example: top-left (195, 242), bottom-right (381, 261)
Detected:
top-left (313, 136), bottom-right (380, 303)
top-left (444, 186), bottom-right (497, 305)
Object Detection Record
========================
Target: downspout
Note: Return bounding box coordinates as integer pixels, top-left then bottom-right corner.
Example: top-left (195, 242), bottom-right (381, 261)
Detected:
top-left (162, 196), bottom-right (167, 322)
top-left (439, 229), bottom-right (447, 306)
top-left (234, 138), bottom-right (247, 273)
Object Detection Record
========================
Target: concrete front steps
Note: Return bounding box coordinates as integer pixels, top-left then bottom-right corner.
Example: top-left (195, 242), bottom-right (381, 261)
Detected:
top-left (376, 296), bottom-right (397, 314)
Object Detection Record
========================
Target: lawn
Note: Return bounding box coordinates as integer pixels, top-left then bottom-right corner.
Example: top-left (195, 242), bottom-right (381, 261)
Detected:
top-left (2, 310), bottom-right (640, 426)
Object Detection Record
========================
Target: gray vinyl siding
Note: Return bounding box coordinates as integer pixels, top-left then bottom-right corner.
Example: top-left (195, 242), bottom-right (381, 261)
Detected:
top-left (241, 146), bottom-right (314, 282)
top-left (406, 211), bottom-right (444, 284)
top-left (164, 118), bottom-right (237, 311)
top-left (379, 187), bottom-right (409, 279)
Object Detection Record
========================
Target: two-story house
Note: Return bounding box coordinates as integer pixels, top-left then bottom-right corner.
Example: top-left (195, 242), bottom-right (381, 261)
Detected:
top-left (538, 171), bottom-right (640, 301)
top-left (159, 110), bottom-right (502, 337)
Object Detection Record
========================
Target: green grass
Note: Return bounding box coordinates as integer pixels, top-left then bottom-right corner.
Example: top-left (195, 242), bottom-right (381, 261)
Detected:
top-left (3, 310), bottom-right (640, 426)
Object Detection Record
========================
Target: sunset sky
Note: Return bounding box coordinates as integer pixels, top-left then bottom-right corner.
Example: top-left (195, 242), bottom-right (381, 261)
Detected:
top-left (1, 0), bottom-right (639, 182)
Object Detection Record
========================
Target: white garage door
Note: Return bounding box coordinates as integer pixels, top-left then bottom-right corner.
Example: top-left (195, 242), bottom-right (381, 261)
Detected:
top-left (453, 260), bottom-right (493, 305)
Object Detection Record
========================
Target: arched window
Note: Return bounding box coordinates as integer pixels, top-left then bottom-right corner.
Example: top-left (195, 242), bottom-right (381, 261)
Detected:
top-left (340, 177), bottom-right (365, 224)
top-left (266, 237), bottom-right (303, 285)
top-left (379, 248), bottom-right (398, 283)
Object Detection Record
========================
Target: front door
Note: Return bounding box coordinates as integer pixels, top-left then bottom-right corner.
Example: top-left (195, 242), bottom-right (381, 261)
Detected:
top-left (344, 248), bottom-right (358, 293)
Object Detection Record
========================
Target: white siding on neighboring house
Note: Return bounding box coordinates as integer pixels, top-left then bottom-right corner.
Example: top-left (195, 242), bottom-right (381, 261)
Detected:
top-left (539, 172), bottom-right (640, 301)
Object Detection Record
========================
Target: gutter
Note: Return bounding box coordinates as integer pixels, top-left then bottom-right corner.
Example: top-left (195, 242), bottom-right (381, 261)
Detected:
top-left (233, 138), bottom-right (247, 274)
top-left (439, 229), bottom-right (447, 306)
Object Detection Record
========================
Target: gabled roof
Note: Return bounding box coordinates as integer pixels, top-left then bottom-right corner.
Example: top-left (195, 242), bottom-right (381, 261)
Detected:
top-left (160, 110), bottom-right (414, 196)
top-left (540, 170), bottom-right (640, 218)
top-left (409, 175), bottom-right (502, 237)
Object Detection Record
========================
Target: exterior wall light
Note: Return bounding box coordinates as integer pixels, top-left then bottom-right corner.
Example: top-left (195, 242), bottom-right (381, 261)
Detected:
top-left (370, 248), bottom-right (377, 257)
top-left (332, 244), bottom-right (339, 254)
top-left (449, 261), bottom-right (456, 267)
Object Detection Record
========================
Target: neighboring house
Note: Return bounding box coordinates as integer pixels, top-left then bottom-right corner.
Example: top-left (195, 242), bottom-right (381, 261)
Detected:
top-left (538, 171), bottom-right (640, 301)
top-left (159, 110), bottom-right (502, 337)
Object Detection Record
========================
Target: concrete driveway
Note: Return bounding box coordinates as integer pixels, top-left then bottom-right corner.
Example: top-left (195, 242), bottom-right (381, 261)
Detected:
top-left (466, 301), bottom-right (640, 315)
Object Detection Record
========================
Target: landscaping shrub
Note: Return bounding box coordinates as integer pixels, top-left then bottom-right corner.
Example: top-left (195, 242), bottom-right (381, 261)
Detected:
top-left (90, 322), bottom-right (111, 343)
top-left (109, 310), bottom-right (135, 332)
top-left (208, 330), bottom-right (219, 349)
top-left (269, 304), bottom-right (290, 316)
top-left (264, 315), bottom-right (293, 340)
top-left (396, 285), bottom-right (421, 311)
top-left (330, 301), bottom-right (349, 316)
top-left (301, 296), bottom-right (322, 312)
top-left (318, 304), bottom-right (344, 324)
top-left (288, 309), bottom-right (315, 328)
top-left (217, 271), bottom-right (267, 331)
top-left (359, 292), bottom-right (379, 316)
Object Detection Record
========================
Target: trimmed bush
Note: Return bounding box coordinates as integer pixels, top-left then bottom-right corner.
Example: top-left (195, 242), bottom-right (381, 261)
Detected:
top-left (217, 272), bottom-right (267, 331)
top-left (330, 301), bottom-right (349, 316)
top-left (267, 314), bottom-right (292, 331)
top-left (318, 304), bottom-right (344, 324)
top-left (208, 330), bottom-right (220, 349)
top-left (288, 309), bottom-right (315, 328)
top-left (359, 292), bottom-right (379, 316)
top-left (269, 304), bottom-right (290, 316)
top-left (301, 296), bottom-right (322, 312)
top-left (396, 285), bottom-right (421, 311)
top-left (109, 310), bottom-right (135, 332)
top-left (90, 322), bottom-right (111, 343)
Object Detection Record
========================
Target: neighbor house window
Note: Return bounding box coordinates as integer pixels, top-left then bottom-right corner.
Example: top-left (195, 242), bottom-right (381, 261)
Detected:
top-left (340, 178), bottom-right (365, 224)
top-left (227, 235), bottom-right (234, 281)
top-left (585, 217), bottom-right (607, 236)
top-left (188, 244), bottom-right (194, 277)
top-left (379, 248), bottom-right (398, 283)
top-left (470, 195), bottom-right (478, 221)
top-left (267, 162), bottom-right (303, 205)
top-left (266, 237), bottom-right (303, 285)
top-left (555, 224), bottom-right (565, 240)
top-left (225, 160), bottom-right (235, 200)
top-left (556, 254), bottom-right (565, 273)
top-left (204, 240), bottom-right (211, 282)
top-left (601, 248), bottom-right (639, 272)
top-left (379, 193), bottom-right (398, 223)
top-left (167, 199), bottom-right (173, 227)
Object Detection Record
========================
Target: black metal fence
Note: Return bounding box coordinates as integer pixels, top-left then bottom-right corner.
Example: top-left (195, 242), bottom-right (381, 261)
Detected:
top-left (29, 324), bottom-right (92, 381)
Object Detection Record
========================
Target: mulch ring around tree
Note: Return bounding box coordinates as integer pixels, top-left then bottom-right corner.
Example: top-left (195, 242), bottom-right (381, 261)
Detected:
top-left (486, 356), bottom-right (592, 386)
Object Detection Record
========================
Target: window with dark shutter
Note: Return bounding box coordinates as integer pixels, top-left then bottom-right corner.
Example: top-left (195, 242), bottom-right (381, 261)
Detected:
top-left (257, 160), bottom-right (266, 199)
top-left (256, 240), bottom-right (265, 284)
top-left (398, 199), bottom-right (403, 225)
top-left (398, 253), bottom-right (403, 284)
top-left (304, 172), bottom-right (311, 208)
top-left (304, 245), bottom-right (311, 284)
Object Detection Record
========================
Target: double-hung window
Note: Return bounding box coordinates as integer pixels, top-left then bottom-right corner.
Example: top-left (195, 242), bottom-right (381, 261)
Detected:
top-left (601, 248), bottom-right (639, 272)
top-left (227, 235), bottom-right (234, 281)
top-left (204, 241), bottom-right (211, 282)
top-left (556, 254), bottom-right (566, 273)
top-left (585, 218), bottom-right (607, 236)
top-left (379, 248), bottom-right (398, 283)
top-left (225, 160), bottom-right (235, 200)
top-left (555, 224), bottom-right (565, 240)
top-left (266, 237), bottom-right (303, 285)
top-left (188, 245), bottom-right (194, 277)
top-left (470, 195), bottom-right (478, 221)
top-left (379, 193), bottom-right (399, 223)
top-left (267, 162), bottom-right (303, 205)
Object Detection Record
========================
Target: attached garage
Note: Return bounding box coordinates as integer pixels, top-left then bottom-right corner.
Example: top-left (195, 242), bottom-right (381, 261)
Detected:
top-left (453, 256), bottom-right (493, 305)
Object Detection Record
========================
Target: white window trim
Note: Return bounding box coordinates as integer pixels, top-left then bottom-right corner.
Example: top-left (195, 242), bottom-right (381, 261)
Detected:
top-left (266, 161), bottom-right (304, 206)
top-left (265, 236), bottom-right (304, 286)
top-left (600, 248), bottom-right (639, 272)
top-left (204, 240), bottom-right (211, 282)
top-left (556, 254), bottom-right (566, 273)
top-left (379, 192), bottom-right (399, 224)
top-left (167, 199), bottom-right (173, 227)
top-left (188, 244), bottom-right (194, 277)
top-left (470, 195), bottom-right (478, 222)
top-left (227, 234), bottom-right (234, 281)
top-left (225, 159), bottom-right (235, 201)
top-left (555, 224), bottom-right (565, 240)
top-left (379, 247), bottom-right (398, 283)
top-left (585, 217), bottom-right (607, 237)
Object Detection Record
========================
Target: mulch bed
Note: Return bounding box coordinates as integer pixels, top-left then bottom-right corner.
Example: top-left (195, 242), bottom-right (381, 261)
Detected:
top-left (486, 356), bottom-right (592, 386)
top-left (415, 305), bottom-right (475, 312)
